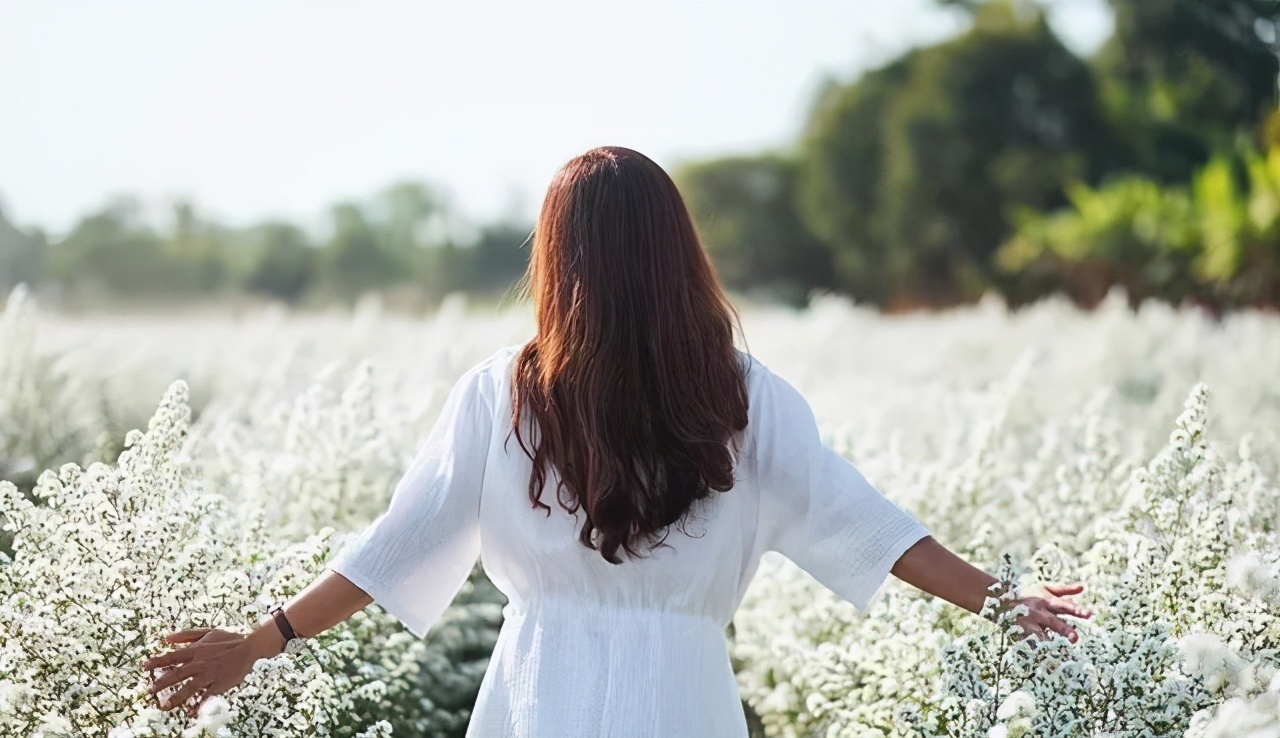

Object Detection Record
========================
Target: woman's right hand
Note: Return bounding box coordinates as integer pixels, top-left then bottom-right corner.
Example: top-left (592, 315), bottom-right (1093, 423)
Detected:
top-left (1010, 582), bottom-right (1094, 643)
top-left (142, 626), bottom-right (282, 716)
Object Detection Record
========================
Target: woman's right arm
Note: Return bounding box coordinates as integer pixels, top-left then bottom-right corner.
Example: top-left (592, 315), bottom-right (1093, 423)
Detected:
top-left (144, 358), bottom-right (499, 714)
top-left (245, 570), bottom-right (374, 656)
top-left (143, 570), bottom-right (373, 713)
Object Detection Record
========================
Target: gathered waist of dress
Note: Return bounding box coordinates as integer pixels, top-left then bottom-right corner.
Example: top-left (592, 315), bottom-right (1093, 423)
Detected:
top-left (500, 596), bottom-right (730, 632)
top-left (478, 595), bottom-right (749, 738)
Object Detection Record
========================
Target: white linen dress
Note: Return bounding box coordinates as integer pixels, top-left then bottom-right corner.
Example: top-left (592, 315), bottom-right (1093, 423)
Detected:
top-left (326, 344), bottom-right (931, 738)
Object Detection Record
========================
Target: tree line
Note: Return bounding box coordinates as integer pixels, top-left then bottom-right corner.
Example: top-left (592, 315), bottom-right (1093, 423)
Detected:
top-left (2, 0), bottom-right (1278, 313)
top-left (674, 0), bottom-right (1280, 311)
top-left (0, 182), bottom-right (531, 311)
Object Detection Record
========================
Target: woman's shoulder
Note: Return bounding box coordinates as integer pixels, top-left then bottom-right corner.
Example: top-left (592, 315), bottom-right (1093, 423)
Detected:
top-left (734, 348), bottom-right (762, 373)
top-left (446, 343), bottom-right (526, 408)
top-left (734, 349), bottom-right (782, 396)
top-left (734, 350), bottom-right (815, 425)
top-left (472, 342), bottom-right (525, 376)
top-left (465, 342), bottom-right (524, 376)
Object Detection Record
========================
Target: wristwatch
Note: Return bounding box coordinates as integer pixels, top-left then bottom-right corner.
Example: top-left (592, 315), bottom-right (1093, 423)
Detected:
top-left (270, 606), bottom-right (309, 656)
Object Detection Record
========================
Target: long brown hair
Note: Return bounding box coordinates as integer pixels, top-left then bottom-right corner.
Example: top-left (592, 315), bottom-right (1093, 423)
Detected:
top-left (509, 146), bottom-right (749, 564)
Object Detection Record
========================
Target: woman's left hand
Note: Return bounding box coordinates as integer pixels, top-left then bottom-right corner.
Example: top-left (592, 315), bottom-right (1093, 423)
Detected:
top-left (141, 627), bottom-right (276, 716)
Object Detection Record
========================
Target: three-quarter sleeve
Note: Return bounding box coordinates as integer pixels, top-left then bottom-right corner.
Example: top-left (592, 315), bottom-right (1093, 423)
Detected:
top-left (326, 361), bottom-right (494, 638)
top-left (753, 363), bottom-right (930, 612)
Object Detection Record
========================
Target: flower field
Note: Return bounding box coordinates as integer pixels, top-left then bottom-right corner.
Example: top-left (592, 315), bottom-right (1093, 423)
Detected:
top-left (1, 285), bottom-right (1277, 737)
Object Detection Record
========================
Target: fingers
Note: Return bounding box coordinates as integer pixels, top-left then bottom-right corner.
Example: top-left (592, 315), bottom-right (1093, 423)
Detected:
top-left (1018, 620), bottom-right (1047, 641)
top-left (1047, 596), bottom-right (1093, 619)
top-left (148, 663), bottom-right (200, 695)
top-left (1037, 583), bottom-right (1093, 622)
top-left (1039, 612), bottom-right (1079, 643)
top-left (1016, 603), bottom-right (1083, 644)
top-left (159, 677), bottom-right (211, 711)
top-left (142, 645), bottom-right (203, 671)
top-left (1042, 582), bottom-right (1084, 597)
top-left (164, 629), bottom-right (212, 644)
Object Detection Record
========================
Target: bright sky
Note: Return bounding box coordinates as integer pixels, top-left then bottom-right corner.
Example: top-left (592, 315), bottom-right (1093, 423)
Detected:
top-left (0, 0), bottom-right (1112, 236)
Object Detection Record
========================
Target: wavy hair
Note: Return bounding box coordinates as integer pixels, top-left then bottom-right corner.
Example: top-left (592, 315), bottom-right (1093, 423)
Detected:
top-left (509, 146), bottom-right (749, 564)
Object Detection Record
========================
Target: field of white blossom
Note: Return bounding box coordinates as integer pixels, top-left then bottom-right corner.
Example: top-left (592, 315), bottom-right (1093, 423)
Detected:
top-left (1, 283), bottom-right (1278, 737)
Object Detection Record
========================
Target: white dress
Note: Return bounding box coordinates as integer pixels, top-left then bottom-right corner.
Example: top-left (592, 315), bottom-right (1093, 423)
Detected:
top-left (327, 345), bottom-right (931, 738)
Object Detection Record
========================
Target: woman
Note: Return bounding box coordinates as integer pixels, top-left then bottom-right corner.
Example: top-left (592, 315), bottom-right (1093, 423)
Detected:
top-left (142, 146), bottom-right (1091, 735)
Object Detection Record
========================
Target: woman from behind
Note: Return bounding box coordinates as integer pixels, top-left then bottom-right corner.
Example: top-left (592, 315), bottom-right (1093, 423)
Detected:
top-left (142, 145), bottom-right (1090, 737)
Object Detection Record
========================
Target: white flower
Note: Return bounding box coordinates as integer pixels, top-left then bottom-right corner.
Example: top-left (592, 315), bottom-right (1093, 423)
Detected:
top-left (1181, 632), bottom-right (1250, 694)
top-left (4, 282), bottom-right (1279, 737)
top-left (995, 690), bottom-right (1035, 720)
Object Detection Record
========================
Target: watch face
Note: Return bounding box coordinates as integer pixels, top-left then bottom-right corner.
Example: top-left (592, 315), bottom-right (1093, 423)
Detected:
top-left (284, 638), bottom-right (308, 656)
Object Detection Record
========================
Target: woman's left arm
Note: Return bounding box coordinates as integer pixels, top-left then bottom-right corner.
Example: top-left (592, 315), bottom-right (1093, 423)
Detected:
top-left (890, 536), bottom-right (1093, 642)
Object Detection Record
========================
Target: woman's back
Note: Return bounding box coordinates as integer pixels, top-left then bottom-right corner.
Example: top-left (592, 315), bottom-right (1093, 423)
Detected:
top-left (328, 344), bottom-right (931, 737)
top-left (142, 146), bottom-right (1082, 731)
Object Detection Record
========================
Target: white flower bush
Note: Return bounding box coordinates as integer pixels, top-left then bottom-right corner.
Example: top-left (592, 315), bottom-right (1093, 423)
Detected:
top-left (1, 285), bottom-right (1277, 736)
top-left (0, 380), bottom-right (494, 736)
top-left (733, 355), bottom-right (1279, 736)
top-left (190, 358), bottom-right (415, 537)
top-left (0, 285), bottom-right (122, 493)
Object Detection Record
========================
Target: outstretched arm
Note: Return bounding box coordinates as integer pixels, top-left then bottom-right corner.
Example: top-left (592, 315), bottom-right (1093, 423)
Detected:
top-left (142, 570), bottom-right (373, 714)
top-left (890, 536), bottom-right (1092, 642)
top-left (142, 360), bottom-right (498, 716)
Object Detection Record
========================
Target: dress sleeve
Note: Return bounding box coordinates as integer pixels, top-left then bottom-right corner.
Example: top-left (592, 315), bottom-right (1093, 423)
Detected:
top-left (326, 362), bottom-right (493, 638)
top-left (753, 364), bottom-right (930, 612)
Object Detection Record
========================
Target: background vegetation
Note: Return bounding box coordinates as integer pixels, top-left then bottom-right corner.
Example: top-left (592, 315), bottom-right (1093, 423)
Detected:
top-left (2, 0), bottom-right (1278, 313)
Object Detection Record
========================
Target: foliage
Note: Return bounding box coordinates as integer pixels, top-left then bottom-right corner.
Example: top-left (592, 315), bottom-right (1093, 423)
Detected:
top-left (789, 2), bottom-right (1115, 306)
top-left (676, 0), bottom-right (1280, 310)
top-left (0, 180), bottom-right (531, 312)
top-left (674, 154), bottom-right (833, 306)
top-left (242, 223), bottom-right (318, 305)
top-left (0, 207), bottom-right (47, 296)
top-left (3, 0), bottom-right (1278, 312)
top-left (999, 146), bottom-right (1280, 309)
top-left (1094, 0), bottom-right (1280, 182)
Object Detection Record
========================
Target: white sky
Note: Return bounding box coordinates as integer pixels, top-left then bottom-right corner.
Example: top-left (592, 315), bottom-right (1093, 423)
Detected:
top-left (0, 0), bottom-right (1112, 236)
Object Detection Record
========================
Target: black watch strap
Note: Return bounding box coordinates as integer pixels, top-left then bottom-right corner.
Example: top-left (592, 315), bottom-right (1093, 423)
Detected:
top-left (270, 606), bottom-right (298, 642)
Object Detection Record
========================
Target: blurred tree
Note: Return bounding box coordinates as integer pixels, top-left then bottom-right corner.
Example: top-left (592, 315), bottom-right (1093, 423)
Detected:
top-left (675, 154), bottom-right (833, 306)
top-left (999, 145), bottom-right (1280, 308)
top-left (169, 200), bottom-right (230, 293)
top-left (800, 0), bottom-right (1114, 306)
top-left (1226, 143), bottom-right (1280, 305)
top-left (797, 59), bottom-right (917, 305)
top-left (372, 180), bottom-right (446, 280)
top-left (243, 222), bottom-right (318, 304)
top-left (51, 197), bottom-right (190, 298)
top-left (0, 206), bottom-right (48, 294)
top-left (15, 0), bottom-right (1277, 313)
top-left (1263, 105), bottom-right (1280, 150)
top-left (1096, 0), bottom-right (1280, 180)
top-left (998, 176), bottom-right (1200, 305)
top-left (460, 219), bottom-right (531, 294)
top-left (321, 202), bottom-right (398, 300)
top-left (936, 0), bottom-right (984, 11)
